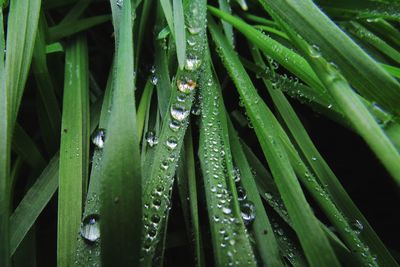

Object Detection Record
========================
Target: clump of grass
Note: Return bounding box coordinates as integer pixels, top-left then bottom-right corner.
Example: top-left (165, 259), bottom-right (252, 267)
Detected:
top-left (1, 0), bottom-right (400, 266)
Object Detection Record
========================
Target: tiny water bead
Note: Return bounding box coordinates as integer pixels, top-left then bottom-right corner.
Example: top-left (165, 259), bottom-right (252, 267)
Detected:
top-left (145, 131), bottom-right (159, 147)
top-left (169, 120), bottom-right (181, 132)
top-left (188, 26), bottom-right (201, 35)
top-left (240, 200), bottom-right (256, 226)
top-left (92, 128), bottom-right (106, 149)
top-left (80, 214), bottom-right (100, 243)
top-left (171, 104), bottom-right (190, 122)
top-left (309, 44), bottom-right (321, 58)
top-left (352, 219), bottom-right (364, 234)
top-left (116, 0), bottom-right (123, 7)
top-left (236, 186), bottom-right (247, 201)
top-left (177, 78), bottom-right (197, 94)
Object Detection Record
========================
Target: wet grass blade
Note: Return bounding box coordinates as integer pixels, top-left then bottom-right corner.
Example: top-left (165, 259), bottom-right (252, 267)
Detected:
top-left (140, 0), bottom-right (207, 264)
top-left (209, 18), bottom-right (340, 267)
top-left (198, 60), bottom-right (256, 266)
top-left (258, 0), bottom-right (400, 117)
top-left (227, 120), bottom-right (283, 267)
top-left (57, 35), bottom-right (90, 266)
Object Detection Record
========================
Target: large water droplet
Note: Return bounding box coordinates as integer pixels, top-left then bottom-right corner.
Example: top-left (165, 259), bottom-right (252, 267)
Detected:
top-left (92, 129), bottom-right (106, 149)
top-left (184, 56), bottom-right (202, 71)
top-left (240, 200), bottom-right (256, 226)
top-left (80, 214), bottom-right (100, 242)
top-left (171, 104), bottom-right (190, 122)
top-left (177, 78), bottom-right (196, 94)
top-left (145, 131), bottom-right (159, 147)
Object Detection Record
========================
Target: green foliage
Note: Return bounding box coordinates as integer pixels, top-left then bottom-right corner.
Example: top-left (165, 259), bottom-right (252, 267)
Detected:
top-left (2, 0), bottom-right (400, 266)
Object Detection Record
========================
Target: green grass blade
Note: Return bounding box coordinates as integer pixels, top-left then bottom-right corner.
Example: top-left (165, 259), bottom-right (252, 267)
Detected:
top-left (137, 79), bottom-right (154, 141)
top-left (280, 20), bottom-right (400, 184)
top-left (57, 35), bottom-right (90, 266)
top-left (218, 0), bottom-right (234, 46)
top-left (160, 0), bottom-right (174, 39)
top-left (173, 0), bottom-right (186, 69)
top-left (198, 61), bottom-right (256, 266)
top-left (32, 13), bottom-right (61, 154)
top-left (258, 0), bottom-right (400, 117)
top-left (228, 120), bottom-right (283, 267)
top-left (0, 7), bottom-right (11, 267)
top-left (209, 18), bottom-right (340, 267)
top-left (381, 63), bottom-right (400, 79)
top-left (10, 155), bottom-right (59, 256)
top-left (48, 15), bottom-right (111, 43)
top-left (140, 0), bottom-right (207, 264)
top-left (99, 0), bottom-right (142, 265)
top-left (5, 0), bottom-right (41, 126)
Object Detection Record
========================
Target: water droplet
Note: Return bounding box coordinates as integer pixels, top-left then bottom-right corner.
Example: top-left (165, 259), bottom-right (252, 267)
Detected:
top-left (237, 186), bottom-right (247, 201)
top-left (161, 160), bottom-right (169, 170)
top-left (145, 131), bottom-right (159, 147)
top-left (169, 120), bottom-right (181, 131)
top-left (184, 56), bottom-right (202, 71)
top-left (265, 192), bottom-right (273, 200)
top-left (233, 167), bottom-right (241, 183)
top-left (171, 104), bottom-right (190, 121)
top-left (116, 0), bottom-right (123, 8)
top-left (165, 136), bottom-right (178, 150)
top-left (80, 214), bottom-right (100, 242)
top-left (240, 200), bottom-right (256, 226)
top-left (92, 129), bottom-right (106, 149)
top-left (177, 78), bottom-right (196, 94)
top-left (191, 105), bottom-right (201, 116)
top-left (309, 44), bottom-right (321, 58)
top-left (188, 27), bottom-right (201, 35)
top-left (222, 207), bottom-right (232, 215)
top-left (352, 219), bottom-right (364, 234)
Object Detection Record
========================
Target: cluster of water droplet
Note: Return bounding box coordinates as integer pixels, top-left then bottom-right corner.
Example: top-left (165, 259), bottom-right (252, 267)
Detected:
top-left (145, 130), bottom-right (159, 147)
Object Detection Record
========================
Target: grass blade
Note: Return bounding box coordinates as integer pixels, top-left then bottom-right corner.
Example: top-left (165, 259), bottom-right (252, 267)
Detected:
top-left (258, 0), bottom-right (400, 116)
top-left (209, 18), bottom-right (340, 267)
top-left (57, 35), bottom-right (90, 266)
top-left (173, 0), bottom-right (186, 69)
top-left (99, 0), bottom-right (142, 265)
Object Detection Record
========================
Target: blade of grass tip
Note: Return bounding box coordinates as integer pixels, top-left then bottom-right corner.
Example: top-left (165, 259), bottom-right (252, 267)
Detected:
top-left (48, 15), bottom-right (111, 43)
top-left (343, 21), bottom-right (400, 64)
top-left (227, 120), bottom-right (283, 267)
top-left (99, 0), bottom-right (142, 265)
top-left (160, 0), bottom-right (174, 40)
top-left (278, 18), bottom-right (400, 185)
top-left (46, 42), bottom-right (64, 54)
top-left (258, 0), bottom-right (400, 117)
top-left (173, 0), bottom-right (186, 69)
top-left (198, 59), bottom-right (256, 266)
top-left (0, 7), bottom-right (11, 267)
top-left (140, 0), bottom-right (207, 265)
top-left (5, 0), bottom-right (41, 126)
top-left (32, 13), bottom-right (61, 154)
top-left (154, 3), bottom-right (172, 117)
top-left (218, 0), bottom-right (234, 46)
top-left (381, 63), bottom-right (400, 79)
top-left (208, 18), bottom-right (341, 267)
top-left (57, 35), bottom-right (90, 266)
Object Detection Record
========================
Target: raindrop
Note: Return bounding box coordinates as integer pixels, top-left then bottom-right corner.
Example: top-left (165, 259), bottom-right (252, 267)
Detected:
top-left (352, 219), bottom-right (364, 234)
top-left (237, 186), bottom-right (247, 201)
top-left (264, 192), bottom-right (273, 200)
top-left (240, 200), bottom-right (256, 226)
top-left (222, 207), bottom-right (232, 215)
top-left (188, 27), bottom-right (201, 35)
top-left (177, 78), bottom-right (197, 94)
top-left (145, 131), bottom-right (159, 147)
top-left (165, 136), bottom-right (178, 150)
top-left (309, 44), bottom-right (321, 58)
top-left (80, 214), bottom-right (100, 243)
top-left (169, 120), bottom-right (181, 132)
top-left (185, 56), bottom-right (202, 71)
top-left (171, 104), bottom-right (190, 121)
top-left (92, 129), bottom-right (106, 149)
top-left (116, 0), bottom-right (123, 8)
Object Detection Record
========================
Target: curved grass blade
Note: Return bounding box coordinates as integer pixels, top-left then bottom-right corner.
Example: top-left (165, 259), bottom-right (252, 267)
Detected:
top-left (198, 60), bottom-right (256, 266)
top-left (57, 35), bottom-right (90, 266)
top-left (140, 0), bottom-right (207, 264)
top-left (99, 0), bottom-right (142, 265)
top-left (257, 0), bottom-right (400, 117)
top-left (278, 19), bottom-right (400, 185)
top-left (227, 120), bottom-right (283, 267)
top-left (209, 18), bottom-right (340, 267)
